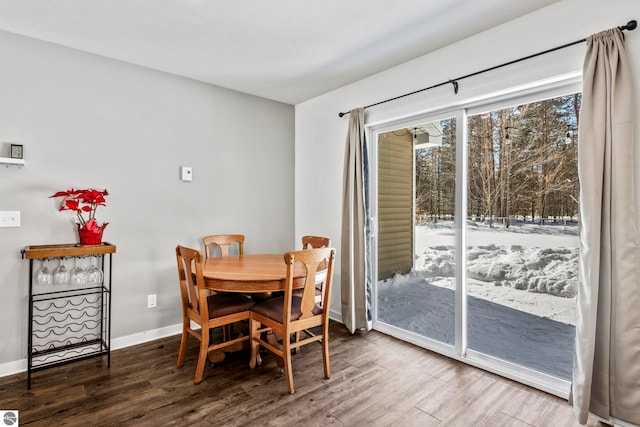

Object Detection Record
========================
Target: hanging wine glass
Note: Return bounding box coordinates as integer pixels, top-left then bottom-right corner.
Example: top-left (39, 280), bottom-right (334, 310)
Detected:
top-left (53, 258), bottom-right (70, 286)
top-left (70, 258), bottom-right (88, 287)
top-left (86, 256), bottom-right (103, 285)
top-left (36, 259), bottom-right (53, 286)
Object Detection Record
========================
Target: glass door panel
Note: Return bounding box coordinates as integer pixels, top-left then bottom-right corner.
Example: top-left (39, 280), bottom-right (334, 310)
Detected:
top-left (466, 94), bottom-right (580, 380)
top-left (376, 117), bottom-right (457, 345)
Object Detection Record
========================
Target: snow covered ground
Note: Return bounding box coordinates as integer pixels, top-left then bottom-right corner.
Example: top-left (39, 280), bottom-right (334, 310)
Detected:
top-left (377, 220), bottom-right (578, 379)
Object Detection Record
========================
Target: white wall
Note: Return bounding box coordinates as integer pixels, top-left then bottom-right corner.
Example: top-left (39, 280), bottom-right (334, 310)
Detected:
top-left (295, 0), bottom-right (640, 317)
top-left (0, 30), bottom-right (295, 366)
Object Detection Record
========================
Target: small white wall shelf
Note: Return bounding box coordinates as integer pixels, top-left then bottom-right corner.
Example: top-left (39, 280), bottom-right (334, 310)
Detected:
top-left (0, 156), bottom-right (25, 167)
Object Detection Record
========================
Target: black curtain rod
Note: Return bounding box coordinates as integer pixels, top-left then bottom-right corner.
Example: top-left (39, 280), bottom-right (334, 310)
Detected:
top-left (338, 19), bottom-right (637, 117)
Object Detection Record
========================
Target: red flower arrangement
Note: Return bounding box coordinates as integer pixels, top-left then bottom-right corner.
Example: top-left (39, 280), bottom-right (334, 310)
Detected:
top-left (50, 188), bottom-right (109, 245)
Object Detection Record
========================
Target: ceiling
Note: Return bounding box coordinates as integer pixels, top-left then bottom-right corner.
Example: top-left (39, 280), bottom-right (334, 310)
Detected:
top-left (0, 0), bottom-right (558, 105)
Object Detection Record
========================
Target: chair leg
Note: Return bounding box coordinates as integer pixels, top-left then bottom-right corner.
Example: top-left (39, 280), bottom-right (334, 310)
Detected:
top-left (194, 328), bottom-right (209, 384)
top-left (322, 327), bottom-right (330, 379)
top-left (177, 320), bottom-right (189, 368)
top-left (293, 331), bottom-right (300, 354)
top-left (249, 318), bottom-right (261, 369)
top-left (282, 334), bottom-right (295, 394)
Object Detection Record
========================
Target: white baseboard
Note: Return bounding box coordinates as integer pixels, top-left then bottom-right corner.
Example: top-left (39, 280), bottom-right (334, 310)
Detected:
top-left (0, 360), bottom-right (26, 378)
top-left (111, 323), bottom-right (182, 350)
top-left (0, 323), bottom-right (183, 379)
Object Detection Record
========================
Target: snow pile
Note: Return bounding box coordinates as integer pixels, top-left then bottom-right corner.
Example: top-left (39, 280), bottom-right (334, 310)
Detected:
top-left (415, 244), bottom-right (578, 298)
top-left (379, 222), bottom-right (580, 325)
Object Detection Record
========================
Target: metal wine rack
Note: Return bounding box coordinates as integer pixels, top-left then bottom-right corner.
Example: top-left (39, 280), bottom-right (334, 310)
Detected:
top-left (22, 243), bottom-right (116, 389)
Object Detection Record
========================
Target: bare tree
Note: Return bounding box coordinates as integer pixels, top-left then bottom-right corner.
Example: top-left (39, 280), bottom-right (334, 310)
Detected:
top-left (415, 93), bottom-right (580, 226)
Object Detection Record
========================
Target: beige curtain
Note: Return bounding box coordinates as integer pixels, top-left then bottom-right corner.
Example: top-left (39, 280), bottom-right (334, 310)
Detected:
top-left (341, 108), bottom-right (372, 333)
top-left (573, 28), bottom-right (640, 425)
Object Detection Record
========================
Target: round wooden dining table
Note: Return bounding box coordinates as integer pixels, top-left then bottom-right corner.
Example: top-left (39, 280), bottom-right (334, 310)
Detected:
top-left (202, 253), bottom-right (306, 364)
top-left (202, 253), bottom-right (306, 293)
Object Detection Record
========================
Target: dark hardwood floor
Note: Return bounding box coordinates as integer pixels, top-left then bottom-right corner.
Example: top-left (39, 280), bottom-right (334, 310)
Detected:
top-left (0, 321), bottom-right (601, 426)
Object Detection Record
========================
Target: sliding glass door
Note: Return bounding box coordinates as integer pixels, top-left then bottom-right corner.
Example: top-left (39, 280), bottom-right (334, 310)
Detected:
top-left (465, 95), bottom-right (579, 381)
top-left (371, 81), bottom-right (580, 394)
top-left (375, 114), bottom-right (457, 347)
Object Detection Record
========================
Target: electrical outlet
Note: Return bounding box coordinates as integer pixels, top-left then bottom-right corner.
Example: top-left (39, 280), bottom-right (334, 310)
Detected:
top-left (147, 294), bottom-right (157, 309)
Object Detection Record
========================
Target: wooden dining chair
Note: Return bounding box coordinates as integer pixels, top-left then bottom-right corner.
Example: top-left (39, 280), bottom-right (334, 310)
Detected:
top-left (175, 245), bottom-right (254, 384)
top-left (249, 247), bottom-right (336, 394)
top-left (203, 234), bottom-right (245, 259)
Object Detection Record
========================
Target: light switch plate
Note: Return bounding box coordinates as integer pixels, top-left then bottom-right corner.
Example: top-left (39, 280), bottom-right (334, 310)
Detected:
top-left (180, 166), bottom-right (193, 182)
top-left (0, 211), bottom-right (20, 227)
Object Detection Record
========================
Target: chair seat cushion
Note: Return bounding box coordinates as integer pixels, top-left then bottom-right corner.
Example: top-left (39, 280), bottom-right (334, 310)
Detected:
top-left (207, 293), bottom-right (255, 318)
top-left (251, 296), bottom-right (322, 323)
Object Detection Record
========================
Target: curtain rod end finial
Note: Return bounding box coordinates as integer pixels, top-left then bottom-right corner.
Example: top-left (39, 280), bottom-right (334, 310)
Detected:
top-left (620, 20), bottom-right (637, 31)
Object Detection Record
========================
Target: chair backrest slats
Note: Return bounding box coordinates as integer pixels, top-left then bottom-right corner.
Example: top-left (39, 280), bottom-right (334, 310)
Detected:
top-left (203, 234), bottom-right (245, 258)
top-left (284, 247), bottom-right (335, 323)
top-left (301, 236), bottom-right (331, 306)
top-left (176, 245), bottom-right (208, 319)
